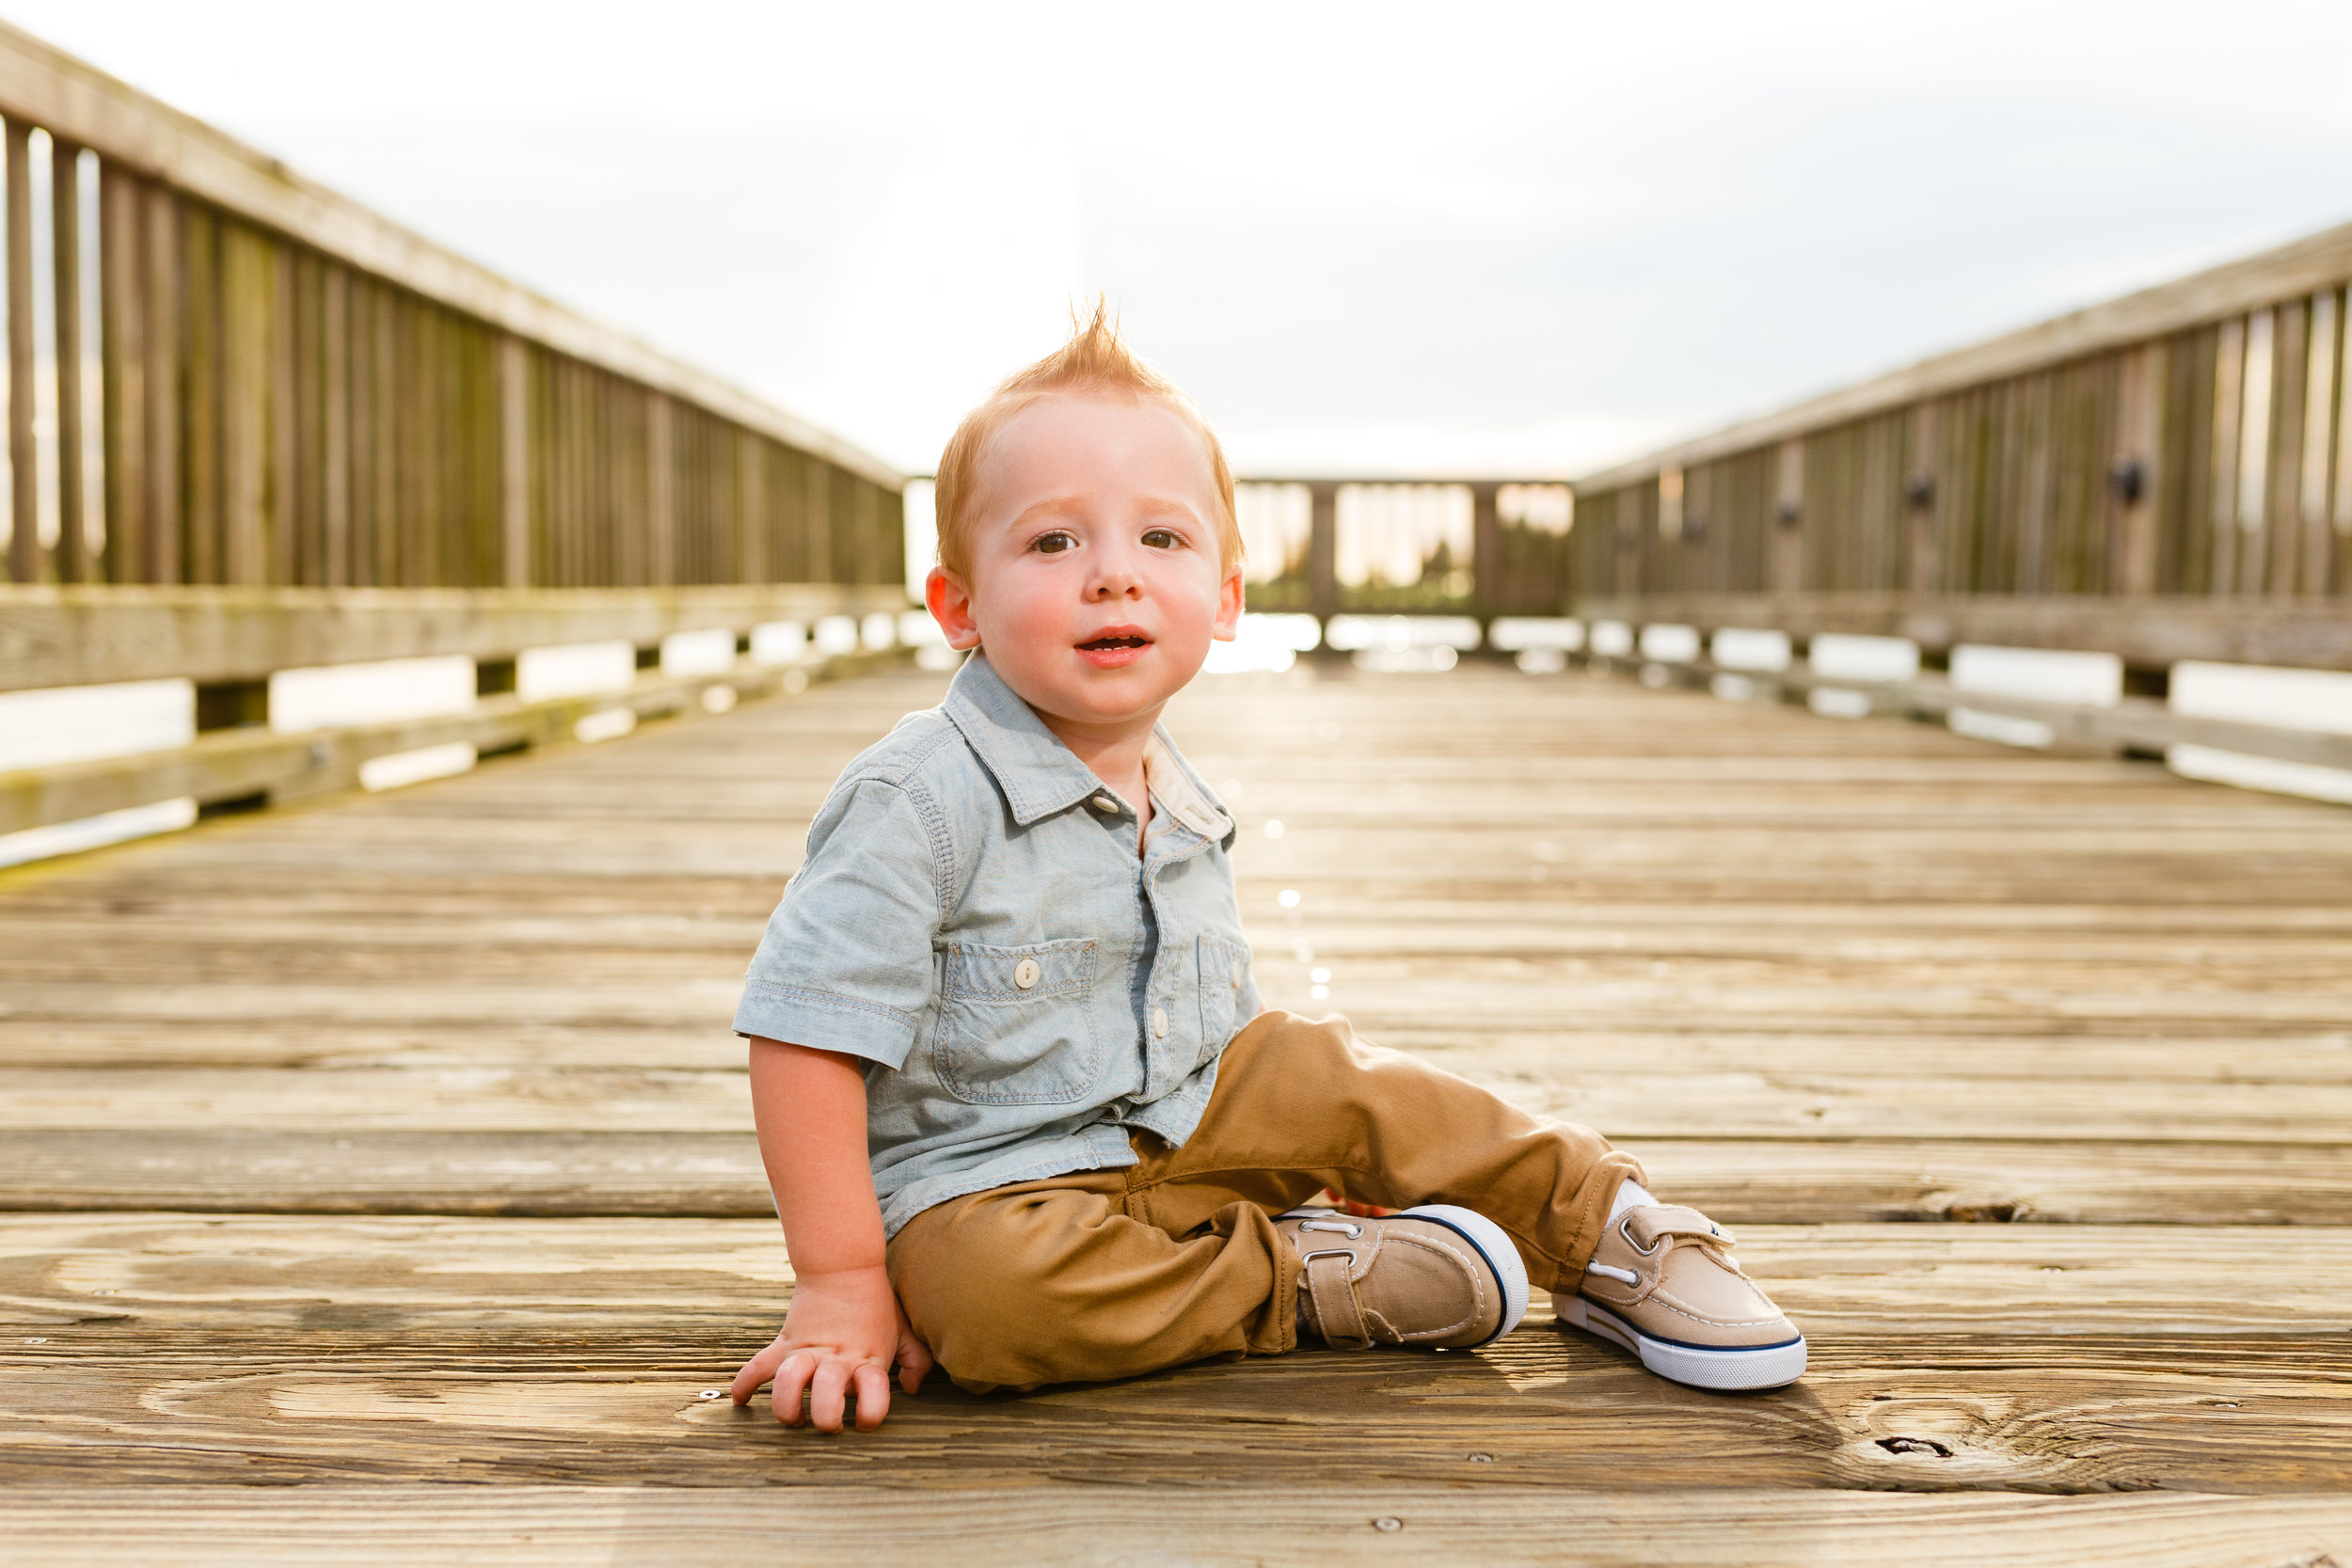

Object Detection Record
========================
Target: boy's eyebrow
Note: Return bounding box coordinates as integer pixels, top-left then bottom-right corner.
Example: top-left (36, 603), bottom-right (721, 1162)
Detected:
top-left (1011, 495), bottom-right (1205, 528)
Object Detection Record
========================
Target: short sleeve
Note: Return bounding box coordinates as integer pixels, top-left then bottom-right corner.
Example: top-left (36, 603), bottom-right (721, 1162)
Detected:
top-left (733, 778), bottom-right (945, 1069)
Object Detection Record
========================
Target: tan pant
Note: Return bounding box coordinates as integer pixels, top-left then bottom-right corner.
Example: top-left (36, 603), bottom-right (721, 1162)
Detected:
top-left (886, 1010), bottom-right (1643, 1392)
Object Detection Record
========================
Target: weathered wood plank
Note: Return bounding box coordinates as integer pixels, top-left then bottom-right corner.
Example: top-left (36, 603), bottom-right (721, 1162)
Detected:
top-left (0, 1486), bottom-right (2342, 1568)
top-left (2, 1059), bottom-right (2345, 1142)
top-left (1, 1131), bottom-right (2344, 1224)
top-left (2, 1333), bottom-right (2346, 1493)
top-left (6, 1215), bottom-right (2348, 1337)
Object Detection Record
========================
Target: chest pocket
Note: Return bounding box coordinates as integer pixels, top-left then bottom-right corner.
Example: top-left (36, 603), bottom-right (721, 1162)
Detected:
top-left (1195, 934), bottom-right (1248, 1066)
top-left (933, 937), bottom-right (1100, 1105)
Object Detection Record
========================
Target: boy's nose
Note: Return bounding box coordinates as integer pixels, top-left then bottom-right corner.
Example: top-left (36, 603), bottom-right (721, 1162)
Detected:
top-left (1088, 561), bottom-right (1144, 598)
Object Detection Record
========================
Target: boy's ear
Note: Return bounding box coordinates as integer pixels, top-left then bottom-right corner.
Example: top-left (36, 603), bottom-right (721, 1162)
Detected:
top-left (1212, 564), bottom-right (1246, 642)
top-left (926, 566), bottom-right (984, 651)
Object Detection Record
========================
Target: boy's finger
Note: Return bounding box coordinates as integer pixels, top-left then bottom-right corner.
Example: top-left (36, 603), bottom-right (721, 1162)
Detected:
top-left (771, 1351), bottom-right (817, 1427)
top-left (807, 1358), bottom-right (852, 1433)
top-left (851, 1362), bottom-right (892, 1431)
top-left (728, 1338), bottom-right (787, 1406)
top-left (898, 1337), bottom-right (934, 1393)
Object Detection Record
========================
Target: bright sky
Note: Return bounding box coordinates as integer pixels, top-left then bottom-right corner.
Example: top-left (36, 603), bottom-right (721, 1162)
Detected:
top-left (20, 0), bottom-right (2352, 479)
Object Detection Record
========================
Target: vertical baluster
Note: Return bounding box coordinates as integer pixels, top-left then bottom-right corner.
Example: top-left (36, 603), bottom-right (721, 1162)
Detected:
top-left (738, 429), bottom-right (765, 585)
top-left (183, 204), bottom-right (220, 584)
top-left (804, 454), bottom-right (832, 586)
top-left (498, 333), bottom-right (528, 589)
top-left (2267, 301), bottom-right (2306, 597)
top-left (646, 389), bottom-right (673, 587)
top-left (50, 136), bottom-right (84, 581)
top-left (344, 275), bottom-right (373, 586)
top-left (2297, 291), bottom-right (2337, 598)
top-left (219, 222), bottom-right (267, 585)
top-left (371, 285), bottom-right (396, 585)
top-left (269, 244), bottom-right (296, 585)
top-left (99, 162), bottom-right (143, 584)
top-left (140, 184), bottom-right (179, 584)
top-left (7, 120), bottom-right (37, 581)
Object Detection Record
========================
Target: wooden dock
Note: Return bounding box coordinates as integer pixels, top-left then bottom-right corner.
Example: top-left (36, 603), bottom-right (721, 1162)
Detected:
top-left (5, 661), bottom-right (2350, 1564)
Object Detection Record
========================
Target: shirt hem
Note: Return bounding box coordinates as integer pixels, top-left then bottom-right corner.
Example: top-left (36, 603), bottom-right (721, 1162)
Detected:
top-left (878, 1129), bottom-right (1139, 1238)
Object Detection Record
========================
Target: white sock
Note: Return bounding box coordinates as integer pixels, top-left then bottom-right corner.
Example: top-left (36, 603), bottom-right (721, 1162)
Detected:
top-left (1608, 1179), bottom-right (1656, 1220)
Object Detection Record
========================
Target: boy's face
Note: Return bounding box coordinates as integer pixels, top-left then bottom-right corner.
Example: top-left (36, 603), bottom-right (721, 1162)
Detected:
top-left (928, 393), bottom-right (1244, 736)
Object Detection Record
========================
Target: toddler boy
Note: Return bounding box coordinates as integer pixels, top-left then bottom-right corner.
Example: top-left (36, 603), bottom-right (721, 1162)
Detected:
top-left (727, 309), bottom-right (1804, 1433)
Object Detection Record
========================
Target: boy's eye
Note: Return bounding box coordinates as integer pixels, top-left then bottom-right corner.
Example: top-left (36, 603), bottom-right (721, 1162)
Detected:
top-left (1033, 531), bottom-right (1077, 555)
top-left (1141, 528), bottom-right (1186, 550)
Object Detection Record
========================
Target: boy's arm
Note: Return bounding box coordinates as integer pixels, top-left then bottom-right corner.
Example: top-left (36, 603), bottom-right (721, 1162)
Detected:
top-left (727, 1037), bottom-right (934, 1432)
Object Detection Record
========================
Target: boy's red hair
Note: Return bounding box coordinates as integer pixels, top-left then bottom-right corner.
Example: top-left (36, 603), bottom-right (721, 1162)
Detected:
top-left (931, 300), bottom-right (1242, 582)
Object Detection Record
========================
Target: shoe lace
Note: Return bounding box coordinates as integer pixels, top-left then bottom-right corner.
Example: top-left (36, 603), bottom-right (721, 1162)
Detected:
top-left (1297, 1218), bottom-right (1363, 1238)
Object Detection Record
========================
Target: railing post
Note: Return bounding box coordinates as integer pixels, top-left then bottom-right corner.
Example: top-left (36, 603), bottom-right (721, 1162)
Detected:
top-left (1470, 480), bottom-right (1501, 616)
top-left (498, 334), bottom-right (530, 589)
top-left (2114, 343), bottom-right (2163, 594)
top-left (1307, 480), bottom-right (1338, 624)
top-left (7, 119), bottom-right (37, 582)
top-left (1771, 440), bottom-right (1804, 593)
top-left (1903, 404), bottom-right (1939, 593)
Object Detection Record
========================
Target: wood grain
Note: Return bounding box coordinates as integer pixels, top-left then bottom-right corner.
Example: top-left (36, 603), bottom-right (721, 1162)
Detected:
top-left (0, 1486), bottom-right (2341, 1568)
top-left (5, 660), bottom-right (2350, 1559)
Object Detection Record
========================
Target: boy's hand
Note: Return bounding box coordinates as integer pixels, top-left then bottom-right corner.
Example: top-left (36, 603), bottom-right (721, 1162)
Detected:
top-left (728, 1264), bottom-right (933, 1432)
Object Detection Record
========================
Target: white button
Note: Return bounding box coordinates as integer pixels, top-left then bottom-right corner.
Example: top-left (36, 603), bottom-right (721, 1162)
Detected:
top-left (1091, 795), bottom-right (1120, 813)
top-left (1151, 1006), bottom-right (1168, 1038)
top-left (1013, 958), bottom-right (1041, 990)
top-left (1230, 959), bottom-right (1245, 987)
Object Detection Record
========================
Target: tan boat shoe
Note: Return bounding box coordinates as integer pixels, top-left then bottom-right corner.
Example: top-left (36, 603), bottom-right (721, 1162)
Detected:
top-left (1558, 1204), bottom-right (1806, 1389)
top-left (1278, 1205), bottom-right (1530, 1351)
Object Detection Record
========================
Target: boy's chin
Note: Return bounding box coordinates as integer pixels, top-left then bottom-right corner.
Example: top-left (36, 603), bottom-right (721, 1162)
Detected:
top-left (1020, 658), bottom-right (1202, 724)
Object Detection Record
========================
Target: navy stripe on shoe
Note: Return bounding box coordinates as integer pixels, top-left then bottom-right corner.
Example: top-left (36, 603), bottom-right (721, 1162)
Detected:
top-left (1580, 1298), bottom-right (1804, 1354)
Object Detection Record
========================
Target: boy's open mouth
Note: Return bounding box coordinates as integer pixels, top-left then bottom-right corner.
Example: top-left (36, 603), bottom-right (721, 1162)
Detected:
top-left (1075, 627), bottom-right (1153, 668)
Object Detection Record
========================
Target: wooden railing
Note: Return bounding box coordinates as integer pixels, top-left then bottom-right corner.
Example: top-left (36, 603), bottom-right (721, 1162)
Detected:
top-left (1232, 479), bottom-right (1575, 619)
top-left (1570, 217), bottom-right (2352, 673)
top-left (0, 21), bottom-right (913, 853)
top-left (0, 18), bottom-right (901, 597)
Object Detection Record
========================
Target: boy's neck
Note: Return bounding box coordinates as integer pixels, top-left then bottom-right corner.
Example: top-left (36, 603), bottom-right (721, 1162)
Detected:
top-left (1033, 704), bottom-right (1161, 819)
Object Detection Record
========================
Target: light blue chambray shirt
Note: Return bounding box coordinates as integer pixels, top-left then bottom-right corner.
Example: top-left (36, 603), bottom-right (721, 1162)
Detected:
top-left (733, 652), bottom-right (1262, 1237)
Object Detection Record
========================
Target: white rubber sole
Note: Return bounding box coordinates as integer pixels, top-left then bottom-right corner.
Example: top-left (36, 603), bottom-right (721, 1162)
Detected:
top-left (1278, 1205), bottom-right (1532, 1344)
top-left (1557, 1294), bottom-right (1807, 1390)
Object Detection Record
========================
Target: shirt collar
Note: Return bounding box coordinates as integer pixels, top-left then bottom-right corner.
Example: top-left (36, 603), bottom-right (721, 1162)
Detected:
top-left (1144, 732), bottom-right (1235, 845)
top-left (942, 654), bottom-right (1107, 826)
top-left (941, 652), bottom-right (1234, 846)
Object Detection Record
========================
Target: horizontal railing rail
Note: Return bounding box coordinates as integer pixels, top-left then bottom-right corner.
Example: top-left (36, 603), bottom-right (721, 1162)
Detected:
top-left (1567, 592), bottom-right (2352, 674)
top-left (0, 581), bottom-right (907, 692)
